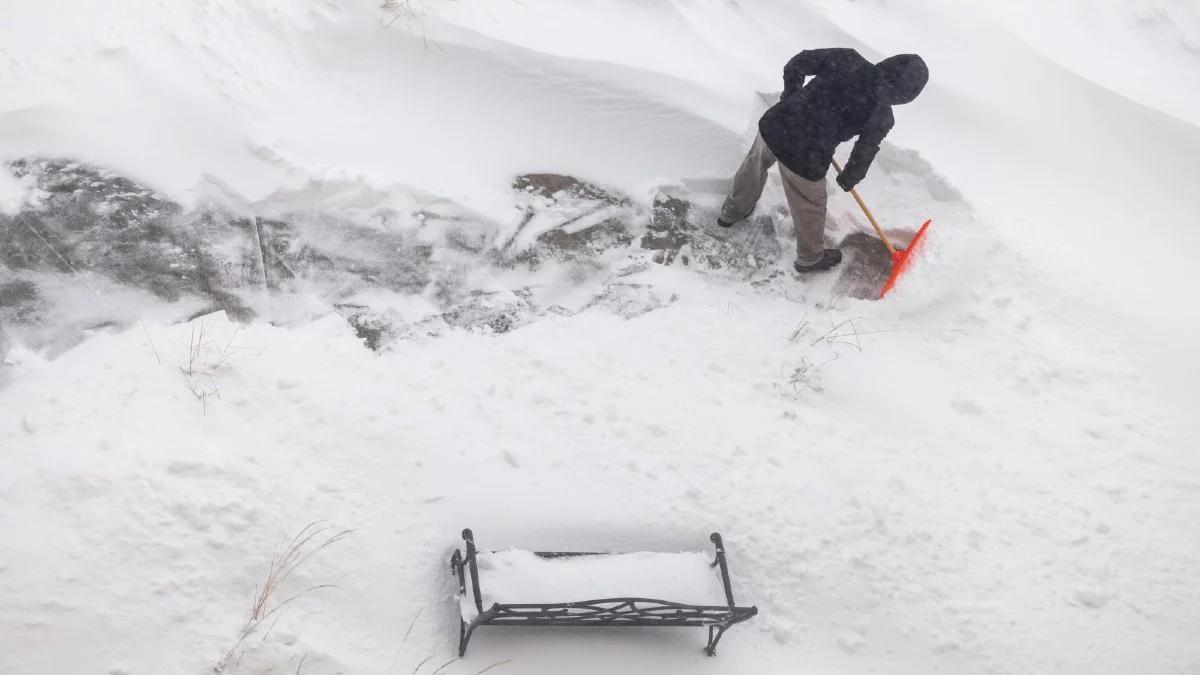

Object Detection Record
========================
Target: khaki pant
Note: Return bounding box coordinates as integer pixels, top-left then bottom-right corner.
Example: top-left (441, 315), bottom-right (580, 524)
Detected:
top-left (721, 134), bottom-right (828, 266)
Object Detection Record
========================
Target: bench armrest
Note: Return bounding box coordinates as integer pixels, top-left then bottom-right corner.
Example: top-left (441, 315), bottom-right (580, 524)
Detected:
top-left (709, 532), bottom-right (736, 608)
top-left (450, 528), bottom-right (484, 614)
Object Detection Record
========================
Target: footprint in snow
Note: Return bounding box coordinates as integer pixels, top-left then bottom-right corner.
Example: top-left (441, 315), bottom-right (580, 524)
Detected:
top-left (502, 450), bottom-right (520, 468)
top-left (950, 396), bottom-right (985, 416)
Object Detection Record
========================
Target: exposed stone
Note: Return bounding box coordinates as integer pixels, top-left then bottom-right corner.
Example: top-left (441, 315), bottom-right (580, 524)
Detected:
top-left (335, 303), bottom-right (407, 352)
top-left (585, 283), bottom-right (677, 319)
top-left (506, 173), bottom-right (638, 267)
top-left (0, 278), bottom-right (41, 327)
top-left (641, 189), bottom-right (783, 271)
top-left (442, 221), bottom-right (492, 253)
top-left (3, 160), bottom-right (184, 290)
top-left (640, 193), bottom-right (694, 265)
top-left (832, 231), bottom-right (891, 300)
top-left (1, 160), bottom-right (258, 319)
top-left (436, 289), bottom-right (540, 335)
top-left (534, 217), bottom-right (633, 260)
top-left (0, 279), bottom-right (38, 308)
top-left (252, 216), bottom-right (433, 293)
top-left (513, 174), bottom-right (623, 203)
top-left (0, 157), bottom-right (895, 361)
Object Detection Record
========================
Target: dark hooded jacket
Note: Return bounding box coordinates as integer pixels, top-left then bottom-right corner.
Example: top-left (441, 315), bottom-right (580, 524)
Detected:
top-left (759, 49), bottom-right (928, 190)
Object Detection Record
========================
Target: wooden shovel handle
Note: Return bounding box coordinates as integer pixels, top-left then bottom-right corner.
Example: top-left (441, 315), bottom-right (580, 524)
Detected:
top-left (831, 159), bottom-right (897, 255)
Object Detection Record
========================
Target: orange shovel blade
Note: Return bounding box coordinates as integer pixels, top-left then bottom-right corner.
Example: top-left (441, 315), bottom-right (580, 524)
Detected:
top-left (880, 219), bottom-right (932, 298)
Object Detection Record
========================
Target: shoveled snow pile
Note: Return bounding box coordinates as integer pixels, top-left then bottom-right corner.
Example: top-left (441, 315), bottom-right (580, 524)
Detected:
top-left (2, 1), bottom-right (1199, 675)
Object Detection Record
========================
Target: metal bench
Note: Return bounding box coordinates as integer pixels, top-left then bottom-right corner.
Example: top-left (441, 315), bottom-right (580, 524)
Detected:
top-left (449, 528), bottom-right (758, 656)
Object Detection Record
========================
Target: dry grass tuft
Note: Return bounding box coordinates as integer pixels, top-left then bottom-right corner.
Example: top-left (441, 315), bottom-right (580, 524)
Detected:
top-left (380, 0), bottom-right (431, 19)
top-left (472, 660), bottom-right (513, 675)
top-left (215, 522), bottom-right (353, 673)
top-left (380, 0), bottom-right (447, 49)
top-left (180, 318), bottom-right (242, 414)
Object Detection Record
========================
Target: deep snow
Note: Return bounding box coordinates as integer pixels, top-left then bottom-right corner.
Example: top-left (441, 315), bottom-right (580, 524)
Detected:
top-left (2, 1), bottom-right (1199, 674)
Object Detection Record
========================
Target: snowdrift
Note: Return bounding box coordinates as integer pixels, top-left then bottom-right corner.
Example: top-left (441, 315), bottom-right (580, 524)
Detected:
top-left (2, 1), bottom-right (1199, 674)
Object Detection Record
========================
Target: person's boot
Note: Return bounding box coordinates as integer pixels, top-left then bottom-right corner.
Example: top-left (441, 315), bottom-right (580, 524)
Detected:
top-left (793, 249), bottom-right (843, 273)
top-left (717, 216), bottom-right (738, 228)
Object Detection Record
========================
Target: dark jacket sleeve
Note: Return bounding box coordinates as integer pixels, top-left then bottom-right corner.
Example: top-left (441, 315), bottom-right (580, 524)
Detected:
top-left (838, 105), bottom-right (894, 190)
top-left (782, 48), bottom-right (858, 98)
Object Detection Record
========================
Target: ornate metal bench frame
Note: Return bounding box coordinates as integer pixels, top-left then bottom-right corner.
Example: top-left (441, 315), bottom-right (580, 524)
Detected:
top-left (449, 528), bottom-right (758, 656)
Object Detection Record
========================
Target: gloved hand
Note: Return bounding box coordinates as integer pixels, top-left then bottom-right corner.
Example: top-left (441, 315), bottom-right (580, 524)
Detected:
top-left (835, 172), bottom-right (857, 193)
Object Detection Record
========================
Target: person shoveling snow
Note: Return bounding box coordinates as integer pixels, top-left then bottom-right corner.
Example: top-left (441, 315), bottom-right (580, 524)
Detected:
top-left (719, 48), bottom-right (929, 274)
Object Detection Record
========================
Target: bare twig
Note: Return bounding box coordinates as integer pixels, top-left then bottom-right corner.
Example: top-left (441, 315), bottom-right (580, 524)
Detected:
top-left (140, 320), bottom-right (162, 364)
top-left (788, 353), bottom-right (836, 393)
top-left (843, 327), bottom-right (966, 338)
top-left (180, 319), bottom-right (244, 413)
top-left (208, 325), bottom-right (244, 370)
top-left (810, 317), bottom-right (863, 350)
top-left (411, 655), bottom-right (434, 675)
top-left (808, 319), bottom-right (964, 348)
top-left (473, 660), bottom-right (512, 675)
top-left (402, 608), bottom-right (424, 645)
top-left (788, 314), bottom-right (810, 343)
top-left (183, 321), bottom-right (202, 375)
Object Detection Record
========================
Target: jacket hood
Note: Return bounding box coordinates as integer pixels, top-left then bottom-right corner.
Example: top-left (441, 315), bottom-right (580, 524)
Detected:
top-left (875, 54), bottom-right (928, 104)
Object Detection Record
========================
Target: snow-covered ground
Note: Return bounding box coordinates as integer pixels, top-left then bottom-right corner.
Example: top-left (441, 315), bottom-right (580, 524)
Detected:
top-left (2, 1), bottom-right (1199, 674)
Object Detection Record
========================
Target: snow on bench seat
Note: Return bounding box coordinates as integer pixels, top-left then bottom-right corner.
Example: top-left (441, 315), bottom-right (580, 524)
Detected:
top-left (460, 549), bottom-right (728, 621)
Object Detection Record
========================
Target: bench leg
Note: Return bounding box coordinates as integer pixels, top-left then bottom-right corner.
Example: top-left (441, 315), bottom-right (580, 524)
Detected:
top-left (459, 619), bottom-right (480, 657)
top-left (704, 624), bottom-right (729, 657)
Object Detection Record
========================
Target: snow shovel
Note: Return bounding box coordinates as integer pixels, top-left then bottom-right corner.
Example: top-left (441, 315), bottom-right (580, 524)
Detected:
top-left (831, 159), bottom-right (932, 298)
